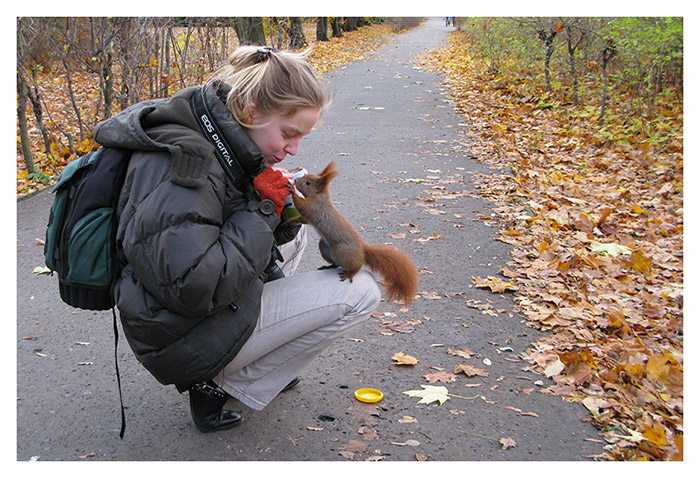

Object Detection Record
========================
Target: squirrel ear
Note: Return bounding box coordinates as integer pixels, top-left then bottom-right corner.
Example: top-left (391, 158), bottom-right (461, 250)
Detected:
top-left (320, 161), bottom-right (339, 182)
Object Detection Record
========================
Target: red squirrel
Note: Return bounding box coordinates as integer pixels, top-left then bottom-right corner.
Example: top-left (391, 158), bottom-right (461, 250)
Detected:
top-left (286, 161), bottom-right (419, 306)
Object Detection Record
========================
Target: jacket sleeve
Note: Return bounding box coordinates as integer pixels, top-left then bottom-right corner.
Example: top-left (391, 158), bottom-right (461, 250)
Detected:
top-left (120, 163), bottom-right (275, 318)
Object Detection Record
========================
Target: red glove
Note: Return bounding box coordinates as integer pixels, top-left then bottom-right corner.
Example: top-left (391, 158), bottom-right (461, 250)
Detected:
top-left (253, 168), bottom-right (290, 216)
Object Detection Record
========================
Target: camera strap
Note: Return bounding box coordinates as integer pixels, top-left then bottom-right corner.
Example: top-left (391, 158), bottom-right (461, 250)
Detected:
top-left (191, 87), bottom-right (250, 194)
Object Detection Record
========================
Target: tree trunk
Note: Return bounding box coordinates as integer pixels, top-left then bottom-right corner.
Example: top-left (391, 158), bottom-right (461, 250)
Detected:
top-left (598, 40), bottom-right (615, 126)
top-left (544, 40), bottom-right (554, 92)
top-left (17, 71), bottom-right (36, 174)
top-left (103, 50), bottom-right (114, 118)
top-left (316, 17), bottom-right (330, 42)
top-left (568, 45), bottom-right (579, 106)
top-left (343, 17), bottom-right (359, 31)
top-left (287, 17), bottom-right (307, 49)
top-left (232, 17), bottom-right (266, 46)
top-left (330, 17), bottom-right (343, 38)
top-left (26, 73), bottom-right (52, 156)
top-left (163, 25), bottom-right (172, 97)
top-left (537, 28), bottom-right (557, 93)
top-left (564, 22), bottom-right (585, 108)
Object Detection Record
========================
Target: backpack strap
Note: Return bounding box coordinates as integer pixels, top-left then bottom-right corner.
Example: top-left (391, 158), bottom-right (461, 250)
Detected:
top-left (113, 306), bottom-right (126, 439)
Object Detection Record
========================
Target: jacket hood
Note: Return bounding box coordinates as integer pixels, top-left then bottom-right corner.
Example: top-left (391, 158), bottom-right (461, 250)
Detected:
top-left (94, 82), bottom-right (264, 189)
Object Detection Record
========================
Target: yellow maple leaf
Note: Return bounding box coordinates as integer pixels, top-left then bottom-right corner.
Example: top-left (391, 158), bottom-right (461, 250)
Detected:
top-left (642, 423), bottom-right (668, 447)
top-left (403, 385), bottom-right (450, 405)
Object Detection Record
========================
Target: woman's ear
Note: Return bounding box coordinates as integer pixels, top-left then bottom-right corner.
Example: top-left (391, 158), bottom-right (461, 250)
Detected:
top-left (240, 103), bottom-right (257, 125)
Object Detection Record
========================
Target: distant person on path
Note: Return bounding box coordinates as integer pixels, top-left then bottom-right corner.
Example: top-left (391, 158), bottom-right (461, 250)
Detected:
top-left (93, 46), bottom-right (381, 432)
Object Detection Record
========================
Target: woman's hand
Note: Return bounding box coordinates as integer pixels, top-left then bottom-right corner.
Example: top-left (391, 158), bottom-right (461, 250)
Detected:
top-left (253, 168), bottom-right (290, 216)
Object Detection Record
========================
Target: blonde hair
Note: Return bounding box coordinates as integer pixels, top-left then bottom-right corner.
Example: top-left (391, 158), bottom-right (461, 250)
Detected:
top-left (211, 46), bottom-right (333, 127)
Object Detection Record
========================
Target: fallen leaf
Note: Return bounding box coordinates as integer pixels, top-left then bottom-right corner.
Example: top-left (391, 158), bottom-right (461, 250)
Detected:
top-left (398, 416), bottom-right (417, 423)
top-left (339, 451), bottom-right (355, 460)
top-left (631, 250), bottom-right (653, 275)
top-left (347, 402), bottom-right (380, 421)
top-left (403, 385), bottom-right (450, 405)
top-left (500, 437), bottom-right (517, 450)
top-left (582, 396), bottom-right (612, 415)
top-left (392, 352), bottom-right (418, 366)
top-left (423, 371), bottom-right (457, 384)
top-left (413, 232), bottom-right (440, 243)
top-left (340, 440), bottom-right (368, 453)
top-left (365, 455), bottom-right (386, 461)
top-left (590, 241), bottom-right (632, 256)
top-left (390, 439), bottom-right (420, 447)
top-left (454, 364), bottom-right (489, 378)
top-left (379, 320), bottom-right (419, 334)
top-left (543, 358), bottom-right (565, 377)
top-left (357, 426), bottom-right (379, 440)
top-left (642, 423), bottom-right (668, 447)
top-left (447, 348), bottom-right (475, 359)
top-left (472, 275), bottom-right (518, 293)
top-left (33, 266), bottom-right (52, 275)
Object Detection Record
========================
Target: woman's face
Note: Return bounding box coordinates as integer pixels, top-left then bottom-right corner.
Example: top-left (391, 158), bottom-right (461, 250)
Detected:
top-left (245, 106), bottom-right (321, 169)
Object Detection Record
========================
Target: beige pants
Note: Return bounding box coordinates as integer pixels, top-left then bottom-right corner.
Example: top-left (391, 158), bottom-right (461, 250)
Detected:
top-left (213, 226), bottom-right (381, 410)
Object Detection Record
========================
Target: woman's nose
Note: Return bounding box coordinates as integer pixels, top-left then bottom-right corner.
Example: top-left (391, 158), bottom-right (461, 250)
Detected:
top-left (284, 138), bottom-right (300, 156)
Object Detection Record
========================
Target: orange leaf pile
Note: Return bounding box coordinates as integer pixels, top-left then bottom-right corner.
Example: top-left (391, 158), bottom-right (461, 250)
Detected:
top-left (420, 30), bottom-right (683, 461)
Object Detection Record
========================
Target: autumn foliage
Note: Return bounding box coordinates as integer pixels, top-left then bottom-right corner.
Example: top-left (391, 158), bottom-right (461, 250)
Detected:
top-left (420, 24), bottom-right (683, 461)
top-left (16, 18), bottom-right (399, 197)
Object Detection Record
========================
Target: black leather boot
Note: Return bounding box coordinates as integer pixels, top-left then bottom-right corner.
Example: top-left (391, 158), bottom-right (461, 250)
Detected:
top-left (281, 377), bottom-right (300, 392)
top-left (188, 381), bottom-right (242, 433)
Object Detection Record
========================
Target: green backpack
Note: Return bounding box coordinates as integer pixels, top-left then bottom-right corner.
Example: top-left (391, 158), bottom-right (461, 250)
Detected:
top-left (44, 147), bottom-right (131, 310)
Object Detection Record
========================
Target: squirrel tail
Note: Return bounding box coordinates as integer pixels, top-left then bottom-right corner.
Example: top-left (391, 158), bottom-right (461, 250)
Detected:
top-left (363, 244), bottom-right (419, 306)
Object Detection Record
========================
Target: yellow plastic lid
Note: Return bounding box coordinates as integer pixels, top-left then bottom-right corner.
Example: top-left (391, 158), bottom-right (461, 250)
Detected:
top-left (354, 388), bottom-right (384, 403)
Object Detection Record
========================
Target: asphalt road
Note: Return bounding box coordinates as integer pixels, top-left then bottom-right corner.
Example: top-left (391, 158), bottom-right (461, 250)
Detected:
top-left (16, 18), bottom-right (605, 462)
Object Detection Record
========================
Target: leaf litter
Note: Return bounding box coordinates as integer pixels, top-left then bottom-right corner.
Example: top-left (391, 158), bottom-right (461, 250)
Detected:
top-left (418, 31), bottom-right (683, 461)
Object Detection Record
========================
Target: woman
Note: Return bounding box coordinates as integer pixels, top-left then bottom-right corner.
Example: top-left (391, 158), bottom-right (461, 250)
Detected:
top-left (93, 46), bottom-right (381, 432)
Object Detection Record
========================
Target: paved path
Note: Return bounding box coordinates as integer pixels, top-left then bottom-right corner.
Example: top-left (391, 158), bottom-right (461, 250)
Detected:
top-left (16, 18), bottom-right (604, 461)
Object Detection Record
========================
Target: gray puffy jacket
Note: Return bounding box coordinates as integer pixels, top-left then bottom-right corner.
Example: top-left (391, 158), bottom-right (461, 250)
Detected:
top-left (94, 81), bottom-right (279, 392)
